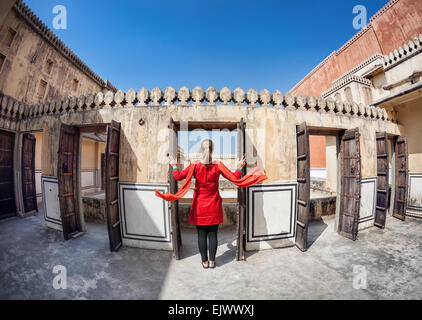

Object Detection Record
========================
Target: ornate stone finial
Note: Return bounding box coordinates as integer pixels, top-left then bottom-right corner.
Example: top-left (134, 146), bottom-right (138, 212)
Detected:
top-left (85, 94), bottom-right (94, 109)
top-left (317, 96), bottom-right (326, 113)
top-left (233, 88), bottom-right (245, 106)
top-left (114, 89), bottom-right (125, 106)
top-left (343, 101), bottom-right (351, 115)
top-left (219, 87), bottom-right (232, 104)
top-left (307, 95), bottom-right (317, 111)
top-left (103, 91), bottom-right (114, 108)
top-left (94, 92), bottom-right (104, 108)
top-left (43, 102), bottom-right (49, 115)
top-left (137, 88), bottom-right (149, 107)
top-left (371, 106), bottom-right (378, 119)
top-left (205, 86), bottom-right (218, 105)
top-left (164, 87), bottom-right (176, 105)
top-left (335, 100), bottom-right (344, 114)
top-left (365, 105), bottom-right (372, 118)
top-left (284, 93), bottom-right (295, 110)
top-left (192, 86), bottom-right (205, 106)
top-left (49, 101), bottom-right (56, 114)
top-left (259, 89), bottom-right (271, 107)
top-left (295, 93), bottom-right (306, 110)
top-left (358, 103), bottom-right (366, 118)
top-left (150, 87), bottom-right (163, 106)
top-left (325, 97), bottom-right (335, 114)
top-left (246, 88), bottom-right (258, 106)
top-left (125, 89), bottom-right (136, 107)
top-left (177, 86), bottom-right (190, 105)
top-left (272, 90), bottom-right (284, 108)
top-left (382, 108), bottom-right (388, 121)
top-left (77, 95), bottom-right (86, 111)
top-left (351, 102), bottom-right (359, 116)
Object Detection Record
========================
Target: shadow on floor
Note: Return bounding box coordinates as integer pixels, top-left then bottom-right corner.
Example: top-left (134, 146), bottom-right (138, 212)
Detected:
top-left (307, 218), bottom-right (329, 249)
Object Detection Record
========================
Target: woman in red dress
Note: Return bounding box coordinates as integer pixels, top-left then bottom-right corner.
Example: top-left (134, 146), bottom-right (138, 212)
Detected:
top-left (169, 139), bottom-right (246, 269)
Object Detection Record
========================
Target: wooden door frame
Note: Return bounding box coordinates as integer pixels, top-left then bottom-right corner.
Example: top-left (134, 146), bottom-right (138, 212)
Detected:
top-left (0, 129), bottom-right (17, 220)
top-left (75, 123), bottom-right (110, 234)
top-left (171, 119), bottom-right (246, 260)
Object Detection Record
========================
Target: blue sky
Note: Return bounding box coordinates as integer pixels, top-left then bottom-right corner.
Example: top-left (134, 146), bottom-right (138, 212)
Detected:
top-left (25, 0), bottom-right (388, 94)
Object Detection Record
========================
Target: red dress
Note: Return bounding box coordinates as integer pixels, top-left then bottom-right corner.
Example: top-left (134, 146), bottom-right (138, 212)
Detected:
top-left (173, 162), bottom-right (242, 226)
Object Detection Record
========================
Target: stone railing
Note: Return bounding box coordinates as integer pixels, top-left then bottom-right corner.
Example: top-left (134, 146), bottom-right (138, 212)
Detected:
top-left (8, 87), bottom-right (397, 123)
top-left (383, 34), bottom-right (422, 70)
top-left (0, 91), bottom-right (31, 130)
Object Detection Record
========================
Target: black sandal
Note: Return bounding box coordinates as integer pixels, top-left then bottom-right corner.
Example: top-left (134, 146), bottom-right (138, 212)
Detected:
top-left (202, 261), bottom-right (209, 269)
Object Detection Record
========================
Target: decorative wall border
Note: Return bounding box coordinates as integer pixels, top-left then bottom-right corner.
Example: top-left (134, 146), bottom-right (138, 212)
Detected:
top-left (359, 177), bottom-right (377, 223)
top-left (247, 183), bottom-right (297, 243)
top-left (408, 173), bottom-right (422, 212)
top-left (41, 175), bottom-right (61, 226)
top-left (118, 182), bottom-right (171, 243)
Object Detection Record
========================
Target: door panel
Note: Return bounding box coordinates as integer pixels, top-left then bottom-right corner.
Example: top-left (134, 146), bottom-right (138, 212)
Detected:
top-left (22, 133), bottom-right (38, 214)
top-left (393, 136), bottom-right (408, 221)
top-left (0, 130), bottom-right (16, 219)
top-left (338, 128), bottom-right (361, 240)
top-left (169, 117), bottom-right (181, 259)
top-left (237, 118), bottom-right (246, 261)
top-left (58, 124), bottom-right (81, 240)
top-left (374, 132), bottom-right (389, 228)
top-left (295, 123), bottom-right (310, 251)
top-left (105, 120), bottom-right (123, 252)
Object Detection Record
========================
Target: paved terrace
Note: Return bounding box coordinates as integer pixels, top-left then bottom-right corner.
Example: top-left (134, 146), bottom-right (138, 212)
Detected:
top-left (0, 208), bottom-right (421, 300)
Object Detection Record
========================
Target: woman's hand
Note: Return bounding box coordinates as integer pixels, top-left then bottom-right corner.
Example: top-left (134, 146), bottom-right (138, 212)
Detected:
top-left (236, 155), bottom-right (246, 170)
top-left (169, 155), bottom-right (178, 168)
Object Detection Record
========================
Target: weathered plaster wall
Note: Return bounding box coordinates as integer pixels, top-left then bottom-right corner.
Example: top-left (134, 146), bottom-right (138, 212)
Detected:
top-left (0, 8), bottom-right (103, 105)
top-left (396, 97), bottom-right (422, 173)
top-left (20, 103), bottom-right (400, 184)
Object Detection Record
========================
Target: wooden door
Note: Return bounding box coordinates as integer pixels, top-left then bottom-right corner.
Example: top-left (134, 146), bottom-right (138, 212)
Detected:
top-left (374, 132), bottom-right (389, 228)
top-left (393, 136), bottom-right (408, 221)
top-left (169, 118), bottom-right (181, 259)
top-left (58, 124), bottom-right (82, 240)
top-left (295, 123), bottom-right (310, 251)
top-left (105, 120), bottom-right (123, 252)
top-left (0, 130), bottom-right (16, 219)
top-left (338, 128), bottom-right (361, 240)
top-left (22, 133), bottom-right (38, 214)
top-left (236, 118), bottom-right (246, 261)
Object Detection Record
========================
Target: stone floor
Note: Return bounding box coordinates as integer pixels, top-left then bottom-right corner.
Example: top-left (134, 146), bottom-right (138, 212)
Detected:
top-left (0, 207), bottom-right (421, 300)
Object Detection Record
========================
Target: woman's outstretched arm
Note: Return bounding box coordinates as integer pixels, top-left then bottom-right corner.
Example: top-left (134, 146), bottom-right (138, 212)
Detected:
top-left (220, 156), bottom-right (246, 180)
top-left (169, 155), bottom-right (194, 181)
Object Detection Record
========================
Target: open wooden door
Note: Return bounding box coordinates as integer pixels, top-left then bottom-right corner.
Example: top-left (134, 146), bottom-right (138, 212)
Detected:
top-left (338, 128), bottom-right (361, 240)
top-left (58, 124), bottom-right (82, 240)
top-left (105, 120), bottom-right (123, 252)
top-left (22, 133), bottom-right (38, 214)
top-left (374, 132), bottom-right (389, 228)
top-left (295, 123), bottom-right (310, 251)
top-left (169, 117), bottom-right (181, 260)
top-left (393, 136), bottom-right (408, 221)
top-left (236, 118), bottom-right (246, 261)
top-left (0, 130), bottom-right (16, 219)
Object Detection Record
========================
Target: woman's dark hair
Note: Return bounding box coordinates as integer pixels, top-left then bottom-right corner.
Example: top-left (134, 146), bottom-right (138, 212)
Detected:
top-left (200, 139), bottom-right (214, 154)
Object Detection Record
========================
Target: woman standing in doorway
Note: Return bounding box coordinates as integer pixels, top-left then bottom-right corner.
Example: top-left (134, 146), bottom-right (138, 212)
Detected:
top-left (155, 139), bottom-right (267, 269)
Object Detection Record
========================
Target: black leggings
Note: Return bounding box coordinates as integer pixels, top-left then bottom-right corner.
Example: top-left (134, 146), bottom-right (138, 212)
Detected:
top-left (196, 224), bottom-right (219, 262)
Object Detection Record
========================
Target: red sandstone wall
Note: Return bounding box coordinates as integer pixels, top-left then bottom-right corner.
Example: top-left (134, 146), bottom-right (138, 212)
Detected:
top-left (310, 136), bottom-right (326, 169)
top-left (290, 0), bottom-right (422, 97)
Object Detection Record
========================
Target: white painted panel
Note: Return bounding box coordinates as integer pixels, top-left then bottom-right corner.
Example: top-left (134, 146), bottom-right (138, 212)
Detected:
top-left (246, 183), bottom-right (297, 251)
top-left (358, 177), bottom-right (376, 230)
top-left (408, 173), bottom-right (422, 214)
top-left (35, 171), bottom-right (42, 196)
top-left (81, 170), bottom-right (96, 188)
top-left (311, 168), bottom-right (327, 179)
top-left (41, 176), bottom-right (62, 231)
top-left (119, 182), bottom-right (172, 250)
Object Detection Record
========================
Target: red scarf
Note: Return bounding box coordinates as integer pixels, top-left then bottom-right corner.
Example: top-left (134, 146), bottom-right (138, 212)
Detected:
top-left (155, 160), bottom-right (267, 202)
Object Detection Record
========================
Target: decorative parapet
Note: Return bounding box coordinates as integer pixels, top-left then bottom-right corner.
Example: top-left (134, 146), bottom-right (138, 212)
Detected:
top-left (330, 54), bottom-right (384, 84)
top-left (322, 74), bottom-right (373, 98)
top-left (383, 34), bottom-right (422, 71)
top-left (13, 0), bottom-right (113, 90)
top-left (16, 87), bottom-right (394, 123)
top-left (0, 90), bottom-right (31, 130)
